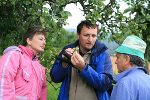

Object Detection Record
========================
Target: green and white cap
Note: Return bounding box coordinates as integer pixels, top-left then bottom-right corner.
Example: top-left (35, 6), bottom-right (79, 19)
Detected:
top-left (115, 35), bottom-right (147, 60)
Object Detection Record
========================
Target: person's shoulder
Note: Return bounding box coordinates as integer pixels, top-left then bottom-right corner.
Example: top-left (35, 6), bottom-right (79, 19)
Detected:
top-left (118, 72), bottom-right (138, 85)
top-left (95, 40), bottom-right (107, 48)
top-left (3, 46), bottom-right (21, 54)
top-left (0, 46), bottom-right (22, 61)
top-left (93, 40), bottom-right (108, 54)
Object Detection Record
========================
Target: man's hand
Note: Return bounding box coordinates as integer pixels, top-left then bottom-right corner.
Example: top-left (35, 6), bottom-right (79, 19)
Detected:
top-left (71, 51), bottom-right (85, 71)
top-left (65, 48), bottom-right (74, 56)
top-left (62, 48), bottom-right (74, 68)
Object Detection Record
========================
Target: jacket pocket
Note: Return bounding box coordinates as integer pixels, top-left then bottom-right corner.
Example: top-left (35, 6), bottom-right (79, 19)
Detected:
top-left (16, 96), bottom-right (27, 100)
top-left (22, 68), bottom-right (30, 82)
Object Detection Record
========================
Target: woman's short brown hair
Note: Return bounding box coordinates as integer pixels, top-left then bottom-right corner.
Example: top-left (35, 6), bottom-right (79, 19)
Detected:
top-left (23, 25), bottom-right (47, 46)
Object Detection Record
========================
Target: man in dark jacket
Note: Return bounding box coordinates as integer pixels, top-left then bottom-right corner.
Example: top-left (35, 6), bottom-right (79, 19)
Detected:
top-left (50, 20), bottom-right (113, 100)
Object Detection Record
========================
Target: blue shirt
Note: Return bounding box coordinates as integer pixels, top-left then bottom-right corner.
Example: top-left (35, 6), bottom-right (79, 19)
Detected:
top-left (110, 67), bottom-right (150, 100)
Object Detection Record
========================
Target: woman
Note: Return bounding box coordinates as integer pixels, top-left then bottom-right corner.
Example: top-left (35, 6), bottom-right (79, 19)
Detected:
top-left (0, 25), bottom-right (47, 100)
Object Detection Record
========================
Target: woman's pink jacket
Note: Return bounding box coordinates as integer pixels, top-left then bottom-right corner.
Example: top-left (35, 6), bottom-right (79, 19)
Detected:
top-left (0, 45), bottom-right (47, 100)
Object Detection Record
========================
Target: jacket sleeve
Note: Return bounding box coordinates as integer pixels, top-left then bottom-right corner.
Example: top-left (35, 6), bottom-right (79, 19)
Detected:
top-left (0, 51), bottom-right (20, 99)
top-left (39, 68), bottom-right (47, 100)
top-left (50, 51), bottom-right (70, 83)
top-left (79, 51), bottom-right (113, 91)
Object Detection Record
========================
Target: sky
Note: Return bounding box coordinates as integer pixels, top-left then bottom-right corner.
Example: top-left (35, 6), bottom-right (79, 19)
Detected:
top-left (63, 1), bottom-right (128, 29)
top-left (44, 3), bottom-right (85, 29)
top-left (63, 3), bottom-right (85, 29)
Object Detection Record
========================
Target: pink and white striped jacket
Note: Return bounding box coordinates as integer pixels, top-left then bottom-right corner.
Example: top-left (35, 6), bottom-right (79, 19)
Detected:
top-left (0, 45), bottom-right (47, 100)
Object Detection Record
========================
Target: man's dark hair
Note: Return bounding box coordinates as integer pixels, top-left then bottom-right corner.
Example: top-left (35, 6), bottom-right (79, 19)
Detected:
top-left (128, 54), bottom-right (145, 67)
top-left (23, 25), bottom-right (47, 46)
top-left (77, 20), bottom-right (99, 34)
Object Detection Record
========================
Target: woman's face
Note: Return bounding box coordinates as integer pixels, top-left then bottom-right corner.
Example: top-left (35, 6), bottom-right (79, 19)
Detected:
top-left (27, 33), bottom-right (46, 54)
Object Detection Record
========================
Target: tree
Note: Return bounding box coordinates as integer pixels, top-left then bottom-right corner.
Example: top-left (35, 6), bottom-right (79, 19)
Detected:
top-left (45, 0), bottom-right (150, 61)
top-left (1, 0), bottom-right (150, 99)
top-left (122, 0), bottom-right (150, 61)
top-left (0, 0), bottom-right (46, 52)
top-left (0, 0), bottom-right (150, 60)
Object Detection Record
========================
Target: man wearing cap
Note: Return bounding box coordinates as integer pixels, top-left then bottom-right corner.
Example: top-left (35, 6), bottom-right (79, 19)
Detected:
top-left (110, 35), bottom-right (150, 100)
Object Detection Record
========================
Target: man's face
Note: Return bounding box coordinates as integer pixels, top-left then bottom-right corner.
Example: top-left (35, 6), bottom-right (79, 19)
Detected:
top-left (27, 33), bottom-right (46, 54)
top-left (115, 53), bottom-right (129, 73)
top-left (78, 26), bottom-right (97, 52)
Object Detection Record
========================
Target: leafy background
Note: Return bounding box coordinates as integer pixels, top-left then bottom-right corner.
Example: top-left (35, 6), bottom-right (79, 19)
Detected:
top-left (0, 0), bottom-right (150, 99)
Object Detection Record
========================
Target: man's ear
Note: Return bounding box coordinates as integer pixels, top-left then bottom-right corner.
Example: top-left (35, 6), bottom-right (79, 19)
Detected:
top-left (125, 55), bottom-right (131, 63)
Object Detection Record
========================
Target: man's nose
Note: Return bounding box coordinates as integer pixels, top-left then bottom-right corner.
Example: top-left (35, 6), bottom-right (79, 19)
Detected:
top-left (88, 36), bottom-right (93, 41)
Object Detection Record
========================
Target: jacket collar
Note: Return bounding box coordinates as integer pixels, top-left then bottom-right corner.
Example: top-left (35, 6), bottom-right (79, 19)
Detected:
top-left (19, 45), bottom-right (38, 61)
top-left (115, 67), bottom-right (147, 82)
top-left (70, 39), bottom-right (107, 54)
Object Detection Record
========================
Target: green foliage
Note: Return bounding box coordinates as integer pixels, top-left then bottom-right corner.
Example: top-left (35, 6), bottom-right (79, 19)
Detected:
top-left (46, 69), bottom-right (60, 100)
top-left (1, 0), bottom-right (149, 60)
top-left (85, 0), bottom-right (150, 61)
top-left (120, 0), bottom-right (150, 61)
top-left (40, 29), bottom-right (76, 69)
top-left (1, 0), bottom-right (150, 98)
top-left (0, 0), bottom-right (47, 53)
top-left (47, 82), bottom-right (60, 100)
